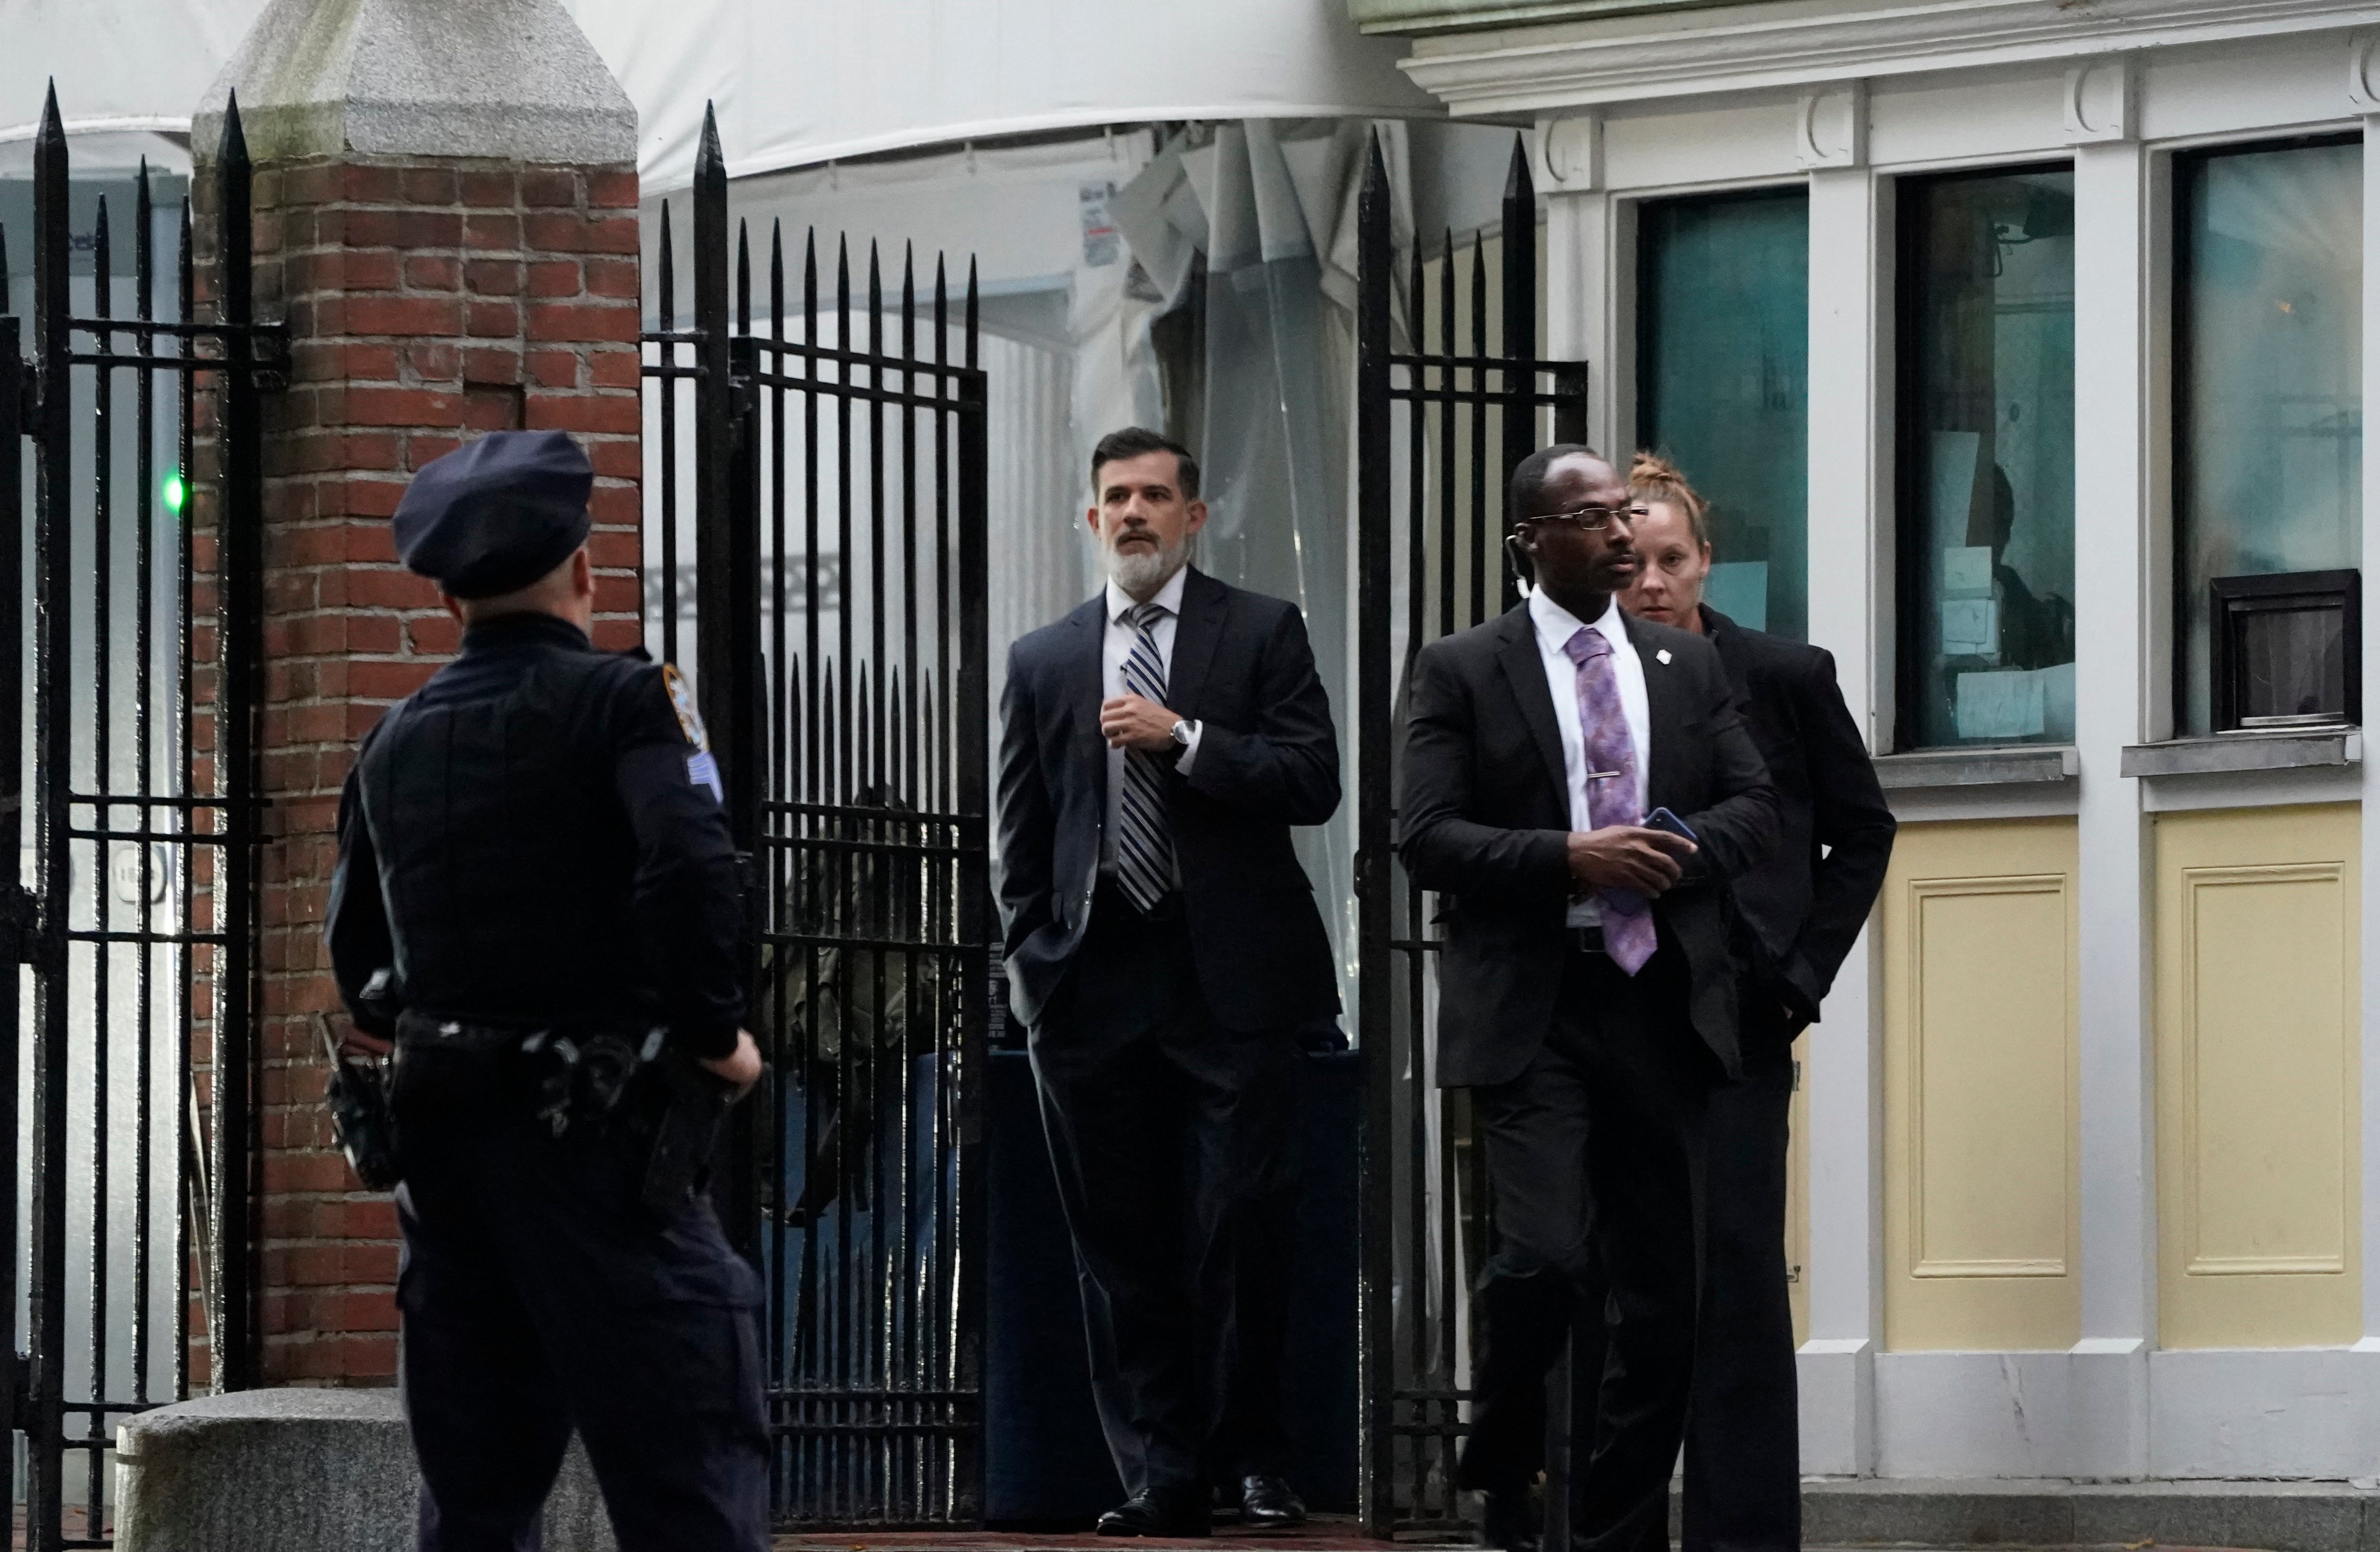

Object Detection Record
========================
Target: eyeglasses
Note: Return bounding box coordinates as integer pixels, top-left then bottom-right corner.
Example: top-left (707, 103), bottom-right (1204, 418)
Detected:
top-left (1529, 503), bottom-right (1648, 532)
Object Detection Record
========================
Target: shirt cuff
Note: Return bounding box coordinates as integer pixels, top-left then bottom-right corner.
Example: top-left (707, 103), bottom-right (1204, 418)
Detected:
top-left (1173, 720), bottom-right (1204, 777)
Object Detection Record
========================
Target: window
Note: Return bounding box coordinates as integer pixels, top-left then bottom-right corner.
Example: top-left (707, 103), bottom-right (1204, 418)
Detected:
top-left (2175, 137), bottom-right (2362, 736)
top-left (1637, 189), bottom-right (1809, 641)
top-left (1896, 167), bottom-right (2076, 749)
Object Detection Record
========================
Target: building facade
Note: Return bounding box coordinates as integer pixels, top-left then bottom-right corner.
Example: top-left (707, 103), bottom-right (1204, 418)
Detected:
top-left (1360, 0), bottom-right (2380, 1483)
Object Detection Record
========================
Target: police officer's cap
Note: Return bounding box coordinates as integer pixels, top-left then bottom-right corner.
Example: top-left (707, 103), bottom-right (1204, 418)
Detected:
top-left (394, 430), bottom-right (593, 599)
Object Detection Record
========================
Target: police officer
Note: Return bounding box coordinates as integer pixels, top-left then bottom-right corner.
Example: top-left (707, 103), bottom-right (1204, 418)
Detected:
top-left (325, 429), bottom-right (770, 1552)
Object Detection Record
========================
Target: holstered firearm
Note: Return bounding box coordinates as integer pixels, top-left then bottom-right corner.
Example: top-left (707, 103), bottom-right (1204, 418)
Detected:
top-left (315, 1008), bottom-right (400, 1192)
top-left (641, 1042), bottom-right (737, 1215)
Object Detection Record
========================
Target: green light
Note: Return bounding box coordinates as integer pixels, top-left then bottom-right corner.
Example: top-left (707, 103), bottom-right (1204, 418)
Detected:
top-left (162, 472), bottom-right (185, 514)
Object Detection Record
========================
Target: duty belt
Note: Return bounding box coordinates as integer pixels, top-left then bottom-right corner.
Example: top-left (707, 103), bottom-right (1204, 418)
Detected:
top-left (394, 1010), bottom-right (666, 1136)
top-left (394, 1010), bottom-right (532, 1058)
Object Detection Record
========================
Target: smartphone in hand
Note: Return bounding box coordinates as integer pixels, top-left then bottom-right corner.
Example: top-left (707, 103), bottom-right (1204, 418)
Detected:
top-left (1642, 806), bottom-right (1698, 843)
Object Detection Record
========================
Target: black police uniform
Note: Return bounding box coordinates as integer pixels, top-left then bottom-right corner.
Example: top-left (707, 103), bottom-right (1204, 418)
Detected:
top-left (324, 430), bottom-right (768, 1552)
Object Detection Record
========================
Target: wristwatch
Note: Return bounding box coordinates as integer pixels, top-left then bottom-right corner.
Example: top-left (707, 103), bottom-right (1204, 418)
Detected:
top-left (1167, 719), bottom-right (1195, 761)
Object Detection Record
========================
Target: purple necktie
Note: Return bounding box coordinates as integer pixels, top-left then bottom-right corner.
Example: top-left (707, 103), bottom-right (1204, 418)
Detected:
top-left (1562, 627), bottom-right (1656, 975)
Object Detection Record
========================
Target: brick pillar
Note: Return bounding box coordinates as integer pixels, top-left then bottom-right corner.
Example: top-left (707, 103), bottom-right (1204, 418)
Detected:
top-left (195, 0), bottom-right (640, 1384)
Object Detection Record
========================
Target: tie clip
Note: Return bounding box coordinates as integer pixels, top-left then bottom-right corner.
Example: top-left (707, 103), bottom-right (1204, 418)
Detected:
top-left (1586, 770), bottom-right (1624, 782)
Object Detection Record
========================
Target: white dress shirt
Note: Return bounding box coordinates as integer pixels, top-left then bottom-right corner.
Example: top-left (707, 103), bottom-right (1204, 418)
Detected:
top-left (1099, 566), bottom-right (1202, 873)
top-left (1528, 589), bottom-right (1650, 926)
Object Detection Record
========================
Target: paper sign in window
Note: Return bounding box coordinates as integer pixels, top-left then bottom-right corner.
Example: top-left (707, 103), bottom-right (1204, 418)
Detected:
top-left (1940, 596), bottom-right (1999, 659)
top-left (1956, 668), bottom-right (2046, 740)
top-left (1941, 546), bottom-right (1994, 596)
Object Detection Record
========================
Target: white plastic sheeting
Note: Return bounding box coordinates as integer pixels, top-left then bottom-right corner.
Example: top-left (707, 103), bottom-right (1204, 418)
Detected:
top-left (561, 0), bottom-right (1437, 192)
top-left (2, 0), bottom-right (1437, 189)
top-left (0, 0), bottom-right (267, 148)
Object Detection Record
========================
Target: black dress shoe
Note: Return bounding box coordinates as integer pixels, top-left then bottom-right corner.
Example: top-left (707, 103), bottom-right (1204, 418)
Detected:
top-left (1240, 1474), bottom-right (1306, 1529)
top-left (1098, 1486), bottom-right (1212, 1538)
top-left (1474, 1488), bottom-right (1540, 1552)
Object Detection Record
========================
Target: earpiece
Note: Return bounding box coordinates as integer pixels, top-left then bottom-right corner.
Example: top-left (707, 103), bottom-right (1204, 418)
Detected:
top-left (1504, 532), bottom-right (1536, 594)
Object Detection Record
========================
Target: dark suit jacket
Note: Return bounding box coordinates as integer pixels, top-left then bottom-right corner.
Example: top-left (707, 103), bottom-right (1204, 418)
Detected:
top-left (1702, 606), bottom-right (1896, 1032)
top-left (1398, 604), bottom-right (1780, 1088)
top-left (996, 567), bottom-right (1342, 1034)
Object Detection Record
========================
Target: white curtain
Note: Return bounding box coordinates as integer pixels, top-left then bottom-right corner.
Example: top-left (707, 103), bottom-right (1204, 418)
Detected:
top-left (983, 331), bottom-right (1096, 764)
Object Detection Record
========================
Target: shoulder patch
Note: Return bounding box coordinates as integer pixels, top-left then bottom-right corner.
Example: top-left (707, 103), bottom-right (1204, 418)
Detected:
top-left (662, 664), bottom-right (725, 802)
top-left (661, 664), bottom-right (711, 753)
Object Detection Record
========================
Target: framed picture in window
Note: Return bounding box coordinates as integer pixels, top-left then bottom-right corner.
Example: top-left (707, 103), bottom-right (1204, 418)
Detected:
top-left (2209, 569), bottom-right (2360, 733)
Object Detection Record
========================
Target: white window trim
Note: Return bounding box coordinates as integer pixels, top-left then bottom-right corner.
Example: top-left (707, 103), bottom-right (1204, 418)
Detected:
top-left (1398, 0), bottom-right (2377, 118)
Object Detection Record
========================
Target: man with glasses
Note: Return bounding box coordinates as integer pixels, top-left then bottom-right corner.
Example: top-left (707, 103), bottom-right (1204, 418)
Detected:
top-left (1399, 445), bottom-right (1778, 1552)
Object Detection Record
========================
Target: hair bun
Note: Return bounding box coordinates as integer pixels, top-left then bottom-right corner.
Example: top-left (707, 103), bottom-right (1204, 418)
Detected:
top-left (1628, 449), bottom-right (1687, 485)
top-left (1627, 449), bottom-right (1709, 543)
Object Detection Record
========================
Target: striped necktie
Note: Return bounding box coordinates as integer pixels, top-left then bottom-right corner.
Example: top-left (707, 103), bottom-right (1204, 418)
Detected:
top-left (1114, 600), bottom-right (1178, 913)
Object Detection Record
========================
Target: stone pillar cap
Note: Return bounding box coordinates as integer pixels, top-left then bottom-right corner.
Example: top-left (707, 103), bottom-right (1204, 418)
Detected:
top-left (117, 1385), bottom-right (404, 1457)
top-left (193, 0), bottom-right (636, 165)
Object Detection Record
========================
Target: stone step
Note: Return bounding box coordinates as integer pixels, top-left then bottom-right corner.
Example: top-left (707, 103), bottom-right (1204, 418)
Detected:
top-left (1791, 1478), bottom-right (2380, 1552)
top-left (112, 1394), bottom-right (2380, 1552)
top-left (774, 1528), bottom-right (1451, 1552)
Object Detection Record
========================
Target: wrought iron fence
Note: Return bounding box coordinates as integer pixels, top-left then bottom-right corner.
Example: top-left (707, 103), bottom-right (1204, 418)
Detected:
top-left (1, 87), bottom-right (276, 1550)
top-left (643, 106), bottom-right (992, 1531)
top-left (1352, 132), bottom-right (1588, 1540)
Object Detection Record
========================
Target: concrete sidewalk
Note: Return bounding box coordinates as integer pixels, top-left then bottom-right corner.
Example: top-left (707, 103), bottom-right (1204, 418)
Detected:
top-left (773, 1484), bottom-right (2380, 1552)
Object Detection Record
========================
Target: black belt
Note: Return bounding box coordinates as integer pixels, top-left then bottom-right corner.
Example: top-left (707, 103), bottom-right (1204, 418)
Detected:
top-left (1570, 923), bottom-right (1608, 956)
top-left (395, 1010), bottom-right (654, 1055)
top-left (393, 1010), bottom-right (665, 1136)
top-left (395, 1009), bottom-right (531, 1058)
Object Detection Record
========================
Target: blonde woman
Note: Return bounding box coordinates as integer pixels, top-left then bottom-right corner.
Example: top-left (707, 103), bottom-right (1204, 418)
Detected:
top-left (1617, 450), bottom-right (1896, 1552)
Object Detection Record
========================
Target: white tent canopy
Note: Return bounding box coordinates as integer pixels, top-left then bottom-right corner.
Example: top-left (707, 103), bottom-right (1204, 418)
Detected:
top-left (0, 0), bottom-right (269, 170)
top-left (563, 0), bottom-right (1437, 190)
top-left (0, 0), bottom-right (266, 140)
top-left (2, 0), bottom-right (1438, 187)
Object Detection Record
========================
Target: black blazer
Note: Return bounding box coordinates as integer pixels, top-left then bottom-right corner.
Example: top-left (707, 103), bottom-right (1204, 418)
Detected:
top-left (1397, 604), bottom-right (1780, 1087)
top-left (996, 567), bottom-right (1342, 1034)
top-left (1703, 606), bottom-right (1896, 1031)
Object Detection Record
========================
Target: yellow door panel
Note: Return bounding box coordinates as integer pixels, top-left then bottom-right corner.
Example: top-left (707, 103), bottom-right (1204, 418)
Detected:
top-left (2155, 804), bottom-right (2360, 1349)
top-left (1881, 818), bottom-right (2081, 1351)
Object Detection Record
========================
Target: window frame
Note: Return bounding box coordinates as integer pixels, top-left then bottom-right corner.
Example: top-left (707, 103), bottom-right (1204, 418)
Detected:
top-left (1890, 158), bottom-right (2076, 753)
top-left (2168, 129), bottom-right (2365, 739)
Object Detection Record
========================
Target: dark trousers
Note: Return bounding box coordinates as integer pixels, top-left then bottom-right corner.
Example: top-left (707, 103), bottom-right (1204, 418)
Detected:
top-left (1568, 997), bottom-right (1801, 1552)
top-left (1682, 1012), bottom-right (1799, 1552)
top-left (1030, 884), bottom-right (1301, 1496)
top-left (1457, 947), bottom-right (1710, 1552)
top-left (395, 1087), bottom-right (770, 1552)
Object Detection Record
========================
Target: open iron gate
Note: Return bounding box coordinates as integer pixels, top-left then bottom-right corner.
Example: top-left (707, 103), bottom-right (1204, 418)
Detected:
top-left (1, 90), bottom-right (276, 1549)
top-left (643, 108), bottom-right (992, 1530)
top-left (1352, 133), bottom-right (1589, 1539)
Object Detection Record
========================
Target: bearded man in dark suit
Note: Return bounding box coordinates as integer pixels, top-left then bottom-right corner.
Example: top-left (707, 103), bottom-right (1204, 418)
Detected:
top-left (1398, 445), bottom-right (1780, 1552)
top-left (997, 427), bottom-right (1341, 1538)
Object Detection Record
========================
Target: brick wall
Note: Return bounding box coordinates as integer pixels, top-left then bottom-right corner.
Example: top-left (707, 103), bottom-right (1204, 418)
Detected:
top-left (210, 153), bottom-right (644, 1383)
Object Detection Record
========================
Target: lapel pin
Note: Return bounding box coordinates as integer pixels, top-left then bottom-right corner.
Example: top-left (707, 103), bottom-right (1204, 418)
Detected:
top-left (1655, 648), bottom-right (1672, 665)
